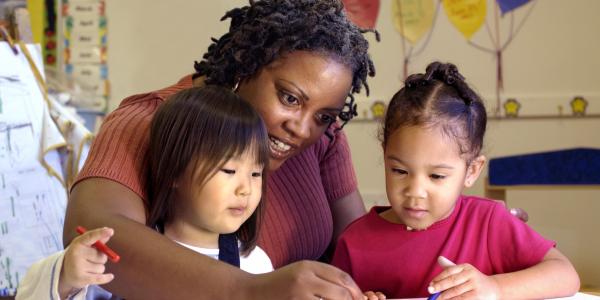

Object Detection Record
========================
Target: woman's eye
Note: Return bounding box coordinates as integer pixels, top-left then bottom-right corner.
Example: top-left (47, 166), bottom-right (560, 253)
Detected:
top-left (317, 113), bottom-right (336, 125)
top-left (431, 174), bottom-right (446, 180)
top-left (221, 168), bottom-right (236, 174)
top-left (280, 92), bottom-right (299, 105)
top-left (251, 172), bottom-right (262, 177)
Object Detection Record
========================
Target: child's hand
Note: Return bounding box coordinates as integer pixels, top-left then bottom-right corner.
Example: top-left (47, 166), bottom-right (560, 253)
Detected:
top-left (363, 290), bottom-right (386, 300)
top-left (59, 227), bottom-right (115, 299)
top-left (428, 258), bottom-right (500, 300)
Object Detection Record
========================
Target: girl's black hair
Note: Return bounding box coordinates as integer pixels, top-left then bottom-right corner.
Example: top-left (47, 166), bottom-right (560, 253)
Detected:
top-left (193, 0), bottom-right (378, 127)
top-left (381, 62), bottom-right (487, 161)
top-left (146, 86), bottom-right (269, 255)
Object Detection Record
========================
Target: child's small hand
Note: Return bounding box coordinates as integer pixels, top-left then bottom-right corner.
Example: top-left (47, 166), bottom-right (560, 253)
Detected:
top-left (59, 227), bottom-right (115, 299)
top-left (428, 262), bottom-right (500, 300)
top-left (363, 290), bottom-right (386, 300)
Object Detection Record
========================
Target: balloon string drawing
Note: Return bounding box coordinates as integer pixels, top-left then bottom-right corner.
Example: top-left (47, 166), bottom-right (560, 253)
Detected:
top-left (444, 0), bottom-right (537, 116)
top-left (392, 0), bottom-right (441, 80)
top-left (389, 0), bottom-right (537, 116)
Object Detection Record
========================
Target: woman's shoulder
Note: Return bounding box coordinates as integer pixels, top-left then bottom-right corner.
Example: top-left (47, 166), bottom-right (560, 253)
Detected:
top-left (104, 75), bottom-right (194, 126)
top-left (116, 75), bottom-right (194, 109)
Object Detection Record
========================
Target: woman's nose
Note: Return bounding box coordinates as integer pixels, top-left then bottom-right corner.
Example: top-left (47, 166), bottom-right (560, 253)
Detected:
top-left (285, 113), bottom-right (311, 140)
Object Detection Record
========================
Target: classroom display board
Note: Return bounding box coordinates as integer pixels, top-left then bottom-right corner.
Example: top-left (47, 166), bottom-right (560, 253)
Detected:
top-left (0, 41), bottom-right (92, 297)
top-left (62, 0), bottom-right (109, 112)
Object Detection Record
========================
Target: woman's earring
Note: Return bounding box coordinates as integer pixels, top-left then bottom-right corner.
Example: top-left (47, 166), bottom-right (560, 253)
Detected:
top-left (232, 80), bottom-right (240, 92)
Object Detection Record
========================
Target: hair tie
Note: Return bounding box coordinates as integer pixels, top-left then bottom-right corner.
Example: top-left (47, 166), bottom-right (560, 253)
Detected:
top-left (444, 65), bottom-right (464, 86)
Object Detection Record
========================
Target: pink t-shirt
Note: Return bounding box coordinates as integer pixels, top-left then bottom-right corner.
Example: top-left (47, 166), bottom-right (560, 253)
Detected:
top-left (332, 195), bottom-right (555, 298)
top-left (74, 76), bottom-right (358, 268)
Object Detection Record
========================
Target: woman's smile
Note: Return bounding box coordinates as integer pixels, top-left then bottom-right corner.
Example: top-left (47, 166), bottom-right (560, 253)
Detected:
top-left (268, 135), bottom-right (295, 159)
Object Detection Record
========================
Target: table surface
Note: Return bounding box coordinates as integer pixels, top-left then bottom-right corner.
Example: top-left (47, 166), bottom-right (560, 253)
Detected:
top-left (388, 292), bottom-right (600, 300)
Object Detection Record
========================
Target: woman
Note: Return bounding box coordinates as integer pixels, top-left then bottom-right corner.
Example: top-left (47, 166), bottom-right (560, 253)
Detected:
top-left (64, 0), bottom-right (375, 299)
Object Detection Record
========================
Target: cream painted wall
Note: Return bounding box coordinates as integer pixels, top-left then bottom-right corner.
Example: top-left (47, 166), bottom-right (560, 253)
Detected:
top-left (105, 0), bottom-right (247, 110)
top-left (105, 0), bottom-right (600, 288)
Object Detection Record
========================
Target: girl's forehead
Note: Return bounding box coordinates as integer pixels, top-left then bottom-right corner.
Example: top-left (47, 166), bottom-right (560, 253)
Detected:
top-left (226, 143), bottom-right (265, 163)
top-left (386, 125), bottom-right (465, 161)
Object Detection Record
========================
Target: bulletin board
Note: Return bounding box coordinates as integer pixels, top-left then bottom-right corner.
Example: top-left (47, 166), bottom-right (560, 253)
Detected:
top-left (62, 0), bottom-right (108, 112)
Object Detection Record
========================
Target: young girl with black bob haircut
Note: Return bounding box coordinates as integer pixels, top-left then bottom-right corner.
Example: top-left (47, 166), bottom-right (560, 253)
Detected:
top-left (17, 86), bottom-right (272, 299)
top-left (332, 62), bottom-right (580, 300)
top-left (146, 85), bottom-right (271, 267)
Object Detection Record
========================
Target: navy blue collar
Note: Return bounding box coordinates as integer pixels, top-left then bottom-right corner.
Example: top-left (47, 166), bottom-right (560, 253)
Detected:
top-left (218, 233), bottom-right (240, 267)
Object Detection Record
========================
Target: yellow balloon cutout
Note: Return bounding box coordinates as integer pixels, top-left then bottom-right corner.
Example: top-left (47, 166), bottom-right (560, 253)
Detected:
top-left (442, 0), bottom-right (487, 39)
top-left (392, 0), bottom-right (435, 45)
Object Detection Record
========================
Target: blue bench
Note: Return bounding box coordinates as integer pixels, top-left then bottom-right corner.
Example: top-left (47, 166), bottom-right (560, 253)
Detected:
top-left (485, 148), bottom-right (600, 201)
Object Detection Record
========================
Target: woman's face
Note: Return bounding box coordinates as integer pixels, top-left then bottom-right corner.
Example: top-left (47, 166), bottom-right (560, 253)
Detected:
top-left (237, 51), bottom-right (353, 171)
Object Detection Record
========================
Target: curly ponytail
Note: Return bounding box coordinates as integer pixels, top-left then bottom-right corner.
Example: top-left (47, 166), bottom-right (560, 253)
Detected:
top-left (381, 62), bottom-right (487, 160)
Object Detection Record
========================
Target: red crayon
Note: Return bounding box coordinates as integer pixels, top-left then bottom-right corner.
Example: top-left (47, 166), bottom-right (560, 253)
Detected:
top-left (76, 226), bottom-right (121, 263)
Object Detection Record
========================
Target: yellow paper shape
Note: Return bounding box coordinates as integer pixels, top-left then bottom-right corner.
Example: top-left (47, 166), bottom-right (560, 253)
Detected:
top-left (442, 0), bottom-right (486, 39)
top-left (392, 0), bottom-right (434, 45)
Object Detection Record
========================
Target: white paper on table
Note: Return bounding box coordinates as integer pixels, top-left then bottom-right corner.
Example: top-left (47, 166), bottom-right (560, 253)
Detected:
top-left (387, 293), bottom-right (600, 300)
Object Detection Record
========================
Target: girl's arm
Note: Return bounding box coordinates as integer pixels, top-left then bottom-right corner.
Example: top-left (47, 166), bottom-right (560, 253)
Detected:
top-left (59, 227), bottom-right (115, 299)
top-left (492, 248), bottom-right (580, 299)
top-left (430, 248), bottom-right (580, 300)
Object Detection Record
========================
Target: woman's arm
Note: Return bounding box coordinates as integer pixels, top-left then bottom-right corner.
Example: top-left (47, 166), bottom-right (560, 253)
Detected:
top-left (331, 190), bottom-right (367, 243)
top-left (64, 178), bottom-right (365, 299)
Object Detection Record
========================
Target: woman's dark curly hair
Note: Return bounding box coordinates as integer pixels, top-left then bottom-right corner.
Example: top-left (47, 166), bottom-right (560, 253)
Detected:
top-left (194, 0), bottom-right (377, 126)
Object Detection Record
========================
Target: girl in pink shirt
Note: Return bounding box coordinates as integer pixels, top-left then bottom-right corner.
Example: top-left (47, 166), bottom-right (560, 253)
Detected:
top-left (332, 62), bottom-right (580, 300)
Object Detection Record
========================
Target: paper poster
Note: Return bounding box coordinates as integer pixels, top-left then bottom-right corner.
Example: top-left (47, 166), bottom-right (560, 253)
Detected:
top-left (0, 42), bottom-right (67, 297)
top-left (496, 0), bottom-right (531, 14)
top-left (442, 0), bottom-right (486, 39)
top-left (63, 0), bottom-right (108, 111)
top-left (342, 0), bottom-right (380, 29)
top-left (392, 0), bottom-right (435, 44)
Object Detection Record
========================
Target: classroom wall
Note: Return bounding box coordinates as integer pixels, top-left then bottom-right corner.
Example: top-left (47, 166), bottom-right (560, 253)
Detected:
top-left (105, 0), bottom-right (600, 288)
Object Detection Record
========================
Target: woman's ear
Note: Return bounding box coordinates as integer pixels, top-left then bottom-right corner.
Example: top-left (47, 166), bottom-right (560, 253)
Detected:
top-left (464, 155), bottom-right (486, 188)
